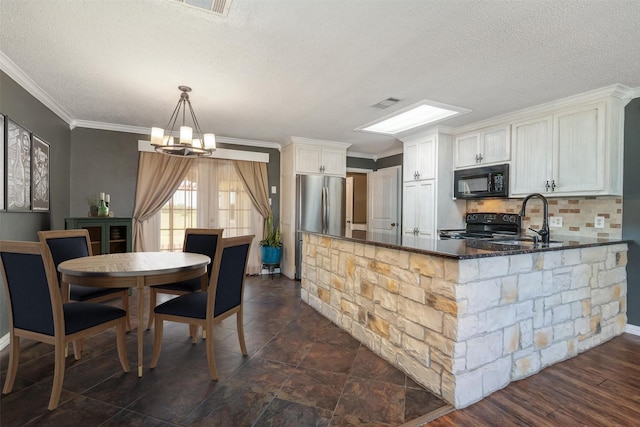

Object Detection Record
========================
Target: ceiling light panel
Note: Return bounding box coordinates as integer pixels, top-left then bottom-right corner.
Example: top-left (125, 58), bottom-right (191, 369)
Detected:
top-left (356, 100), bottom-right (470, 135)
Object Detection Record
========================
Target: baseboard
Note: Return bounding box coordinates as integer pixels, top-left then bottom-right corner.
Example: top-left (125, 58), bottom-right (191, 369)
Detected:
top-left (0, 333), bottom-right (9, 351)
top-left (626, 323), bottom-right (640, 336)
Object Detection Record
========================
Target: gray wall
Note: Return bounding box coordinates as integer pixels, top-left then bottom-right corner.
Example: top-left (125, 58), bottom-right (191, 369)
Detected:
top-left (623, 97), bottom-right (640, 326)
top-left (70, 128), bottom-right (140, 217)
top-left (0, 71), bottom-right (71, 335)
top-left (69, 129), bottom-right (282, 224)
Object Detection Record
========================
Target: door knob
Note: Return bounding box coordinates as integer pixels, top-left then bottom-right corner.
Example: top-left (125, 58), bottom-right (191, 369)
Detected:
top-left (391, 223), bottom-right (396, 227)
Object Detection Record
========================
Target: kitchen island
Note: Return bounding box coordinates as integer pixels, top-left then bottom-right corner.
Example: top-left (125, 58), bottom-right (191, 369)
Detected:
top-left (299, 232), bottom-right (628, 408)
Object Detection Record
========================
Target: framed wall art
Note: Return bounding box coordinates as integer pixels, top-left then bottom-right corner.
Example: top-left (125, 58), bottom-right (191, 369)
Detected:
top-left (32, 135), bottom-right (50, 211)
top-left (6, 119), bottom-right (32, 211)
top-left (0, 114), bottom-right (4, 211)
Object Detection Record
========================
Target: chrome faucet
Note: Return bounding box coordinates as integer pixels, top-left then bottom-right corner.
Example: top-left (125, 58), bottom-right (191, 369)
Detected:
top-left (519, 193), bottom-right (550, 244)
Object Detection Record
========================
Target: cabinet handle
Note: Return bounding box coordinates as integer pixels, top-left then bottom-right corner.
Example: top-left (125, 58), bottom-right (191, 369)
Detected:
top-left (478, 154), bottom-right (483, 162)
top-left (416, 171), bottom-right (420, 180)
top-left (551, 180), bottom-right (556, 191)
top-left (475, 154), bottom-right (479, 163)
top-left (545, 180), bottom-right (550, 192)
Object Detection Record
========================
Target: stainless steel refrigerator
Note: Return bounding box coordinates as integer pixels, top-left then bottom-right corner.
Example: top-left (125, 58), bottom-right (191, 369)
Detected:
top-left (296, 174), bottom-right (346, 279)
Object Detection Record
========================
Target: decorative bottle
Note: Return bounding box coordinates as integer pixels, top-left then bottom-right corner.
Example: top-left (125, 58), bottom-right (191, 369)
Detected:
top-left (98, 199), bottom-right (109, 217)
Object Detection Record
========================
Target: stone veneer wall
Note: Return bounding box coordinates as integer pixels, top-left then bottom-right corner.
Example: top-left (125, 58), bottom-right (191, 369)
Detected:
top-left (300, 233), bottom-right (628, 408)
top-left (466, 196), bottom-right (622, 239)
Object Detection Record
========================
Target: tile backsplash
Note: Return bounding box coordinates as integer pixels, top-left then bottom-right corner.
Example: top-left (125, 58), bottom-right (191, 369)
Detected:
top-left (466, 196), bottom-right (622, 239)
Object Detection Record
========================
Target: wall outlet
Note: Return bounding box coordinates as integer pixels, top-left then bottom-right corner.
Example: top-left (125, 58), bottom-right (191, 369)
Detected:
top-left (549, 216), bottom-right (563, 227)
top-left (594, 216), bottom-right (605, 228)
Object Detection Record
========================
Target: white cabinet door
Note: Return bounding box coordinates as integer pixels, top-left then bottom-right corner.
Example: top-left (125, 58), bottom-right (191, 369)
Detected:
top-left (454, 134), bottom-right (480, 169)
top-left (553, 102), bottom-right (605, 193)
top-left (321, 148), bottom-right (347, 175)
top-left (295, 144), bottom-right (323, 174)
top-left (294, 144), bottom-right (346, 175)
top-left (510, 115), bottom-right (553, 196)
top-left (481, 126), bottom-right (510, 165)
top-left (403, 136), bottom-right (435, 181)
top-left (402, 180), bottom-right (434, 244)
top-left (454, 126), bottom-right (510, 169)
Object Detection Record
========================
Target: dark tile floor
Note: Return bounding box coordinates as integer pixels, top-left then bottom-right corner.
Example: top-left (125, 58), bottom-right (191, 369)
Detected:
top-left (1, 274), bottom-right (448, 426)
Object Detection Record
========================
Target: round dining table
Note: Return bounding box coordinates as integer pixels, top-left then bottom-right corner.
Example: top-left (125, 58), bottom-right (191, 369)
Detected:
top-left (58, 251), bottom-right (210, 377)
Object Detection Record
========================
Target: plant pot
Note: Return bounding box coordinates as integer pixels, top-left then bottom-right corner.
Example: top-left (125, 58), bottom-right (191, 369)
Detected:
top-left (260, 246), bottom-right (282, 265)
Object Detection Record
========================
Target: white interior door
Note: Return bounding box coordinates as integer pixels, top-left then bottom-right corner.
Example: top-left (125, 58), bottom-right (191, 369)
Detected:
top-left (368, 166), bottom-right (400, 242)
top-left (345, 176), bottom-right (353, 238)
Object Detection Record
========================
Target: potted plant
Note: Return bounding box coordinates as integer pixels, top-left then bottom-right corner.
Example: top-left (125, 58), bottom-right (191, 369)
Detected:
top-left (87, 196), bottom-right (99, 217)
top-left (259, 213), bottom-right (282, 265)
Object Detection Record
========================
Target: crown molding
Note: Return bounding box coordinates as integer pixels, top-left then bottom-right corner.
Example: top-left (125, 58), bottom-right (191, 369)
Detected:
top-left (283, 136), bottom-right (352, 149)
top-left (73, 120), bottom-right (281, 150)
top-left (453, 84), bottom-right (636, 135)
top-left (0, 51), bottom-right (74, 125)
top-left (631, 86), bottom-right (640, 100)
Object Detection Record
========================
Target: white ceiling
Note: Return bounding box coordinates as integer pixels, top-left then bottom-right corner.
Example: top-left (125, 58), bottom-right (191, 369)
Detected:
top-left (1, 0), bottom-right (640, 157)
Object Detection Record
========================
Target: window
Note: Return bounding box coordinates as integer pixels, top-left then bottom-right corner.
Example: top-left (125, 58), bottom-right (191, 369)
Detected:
top-left (159, 168), bottom-right (198, 252)
top-left (158, 159), bottom-right (262, 273)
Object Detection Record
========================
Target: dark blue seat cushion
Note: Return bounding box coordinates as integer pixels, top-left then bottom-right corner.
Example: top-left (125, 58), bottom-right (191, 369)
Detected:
top-left (70, 285), bottom-right (128, 301)
top-left (151, 277), bottom-right (201, 293)
top-left (63, 302), bottom-right (126, 335)
top-left (154, 292), bottom-right (207, 320)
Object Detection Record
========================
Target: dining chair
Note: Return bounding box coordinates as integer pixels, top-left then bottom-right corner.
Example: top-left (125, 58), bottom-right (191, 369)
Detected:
top-left (0, 240), bottom-right (129, 410)
top-left (38, 229), bottom-right (131, 331)
top-left (150, 234), bottom-right (254, 380)
top-left (146, 228), bottom-right (224, 331)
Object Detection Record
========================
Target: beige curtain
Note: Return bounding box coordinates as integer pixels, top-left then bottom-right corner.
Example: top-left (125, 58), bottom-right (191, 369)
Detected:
top-left (132, 152), bottom-right (194, 251)
top-left (233, 160), bottom-right (272, 232)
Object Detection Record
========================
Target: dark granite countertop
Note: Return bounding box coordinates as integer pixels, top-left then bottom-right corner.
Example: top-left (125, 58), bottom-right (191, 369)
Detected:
top-left (301, 231), bottom-right (627, 259)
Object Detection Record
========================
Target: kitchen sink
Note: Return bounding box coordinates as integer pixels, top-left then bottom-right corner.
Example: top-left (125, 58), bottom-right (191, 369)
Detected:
top-left (490, 238), bottom-right (563, 248)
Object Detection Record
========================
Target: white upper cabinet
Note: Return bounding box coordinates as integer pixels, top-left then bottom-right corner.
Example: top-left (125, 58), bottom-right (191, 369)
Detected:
top-left (454, 126), bottom-right (510, 169)
top-left (295, 143), bottom-right (346, 176)
top-left (510, 115), bottom-right (554, 195)
top-left (402, 135), bottom-right (435, 181)
top-left (511, 100), bottom-right (620, 197)
top-left (553, 103), bottom-right (606, 194)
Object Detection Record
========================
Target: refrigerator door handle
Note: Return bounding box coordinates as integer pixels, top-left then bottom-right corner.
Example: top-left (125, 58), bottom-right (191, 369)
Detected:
top-left (322, 186), bottom-right (327, 233)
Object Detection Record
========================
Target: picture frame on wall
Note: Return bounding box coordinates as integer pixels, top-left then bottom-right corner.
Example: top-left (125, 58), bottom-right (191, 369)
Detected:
top-left (0, 114), bottom-right (5, 211)
top-left (32, 135), bottom-right (50, 211)
top-left (6, 119), bottom-right (32, 211)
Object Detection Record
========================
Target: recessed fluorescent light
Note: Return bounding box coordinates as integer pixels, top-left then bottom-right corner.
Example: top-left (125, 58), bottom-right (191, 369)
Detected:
top-left (356, 100), bottom-right (470, 135)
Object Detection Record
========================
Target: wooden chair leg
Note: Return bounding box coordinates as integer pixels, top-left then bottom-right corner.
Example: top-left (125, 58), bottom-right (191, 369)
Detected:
top-left (2, 333), bottom-right (20, 394)
top-left (72, 340), bottom-right (82, 360)
top-left (237, 310), bottom-right (247, 356)
top-left (122, 291), bottom-right (131, 331)
top-left (189, 325), bottom-right (198, 343)
top-left (146, 289), bottom-right (156, 330)
top-left (49, 339), bottom-right (66, 410)
top-left (116, 319), bottom-right (129, 372)
top-left (205, 320), bottom-right (218, 380)
top-left (150, 315), bottom-right (163, 368)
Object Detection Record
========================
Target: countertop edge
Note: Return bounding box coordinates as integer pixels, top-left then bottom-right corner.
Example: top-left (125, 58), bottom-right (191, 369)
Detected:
top-left (300, 231), bottom-right (629, 260)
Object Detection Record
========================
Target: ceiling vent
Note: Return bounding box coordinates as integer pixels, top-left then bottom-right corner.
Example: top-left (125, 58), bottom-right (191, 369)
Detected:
top-left (372, 97), bottom-right (400, 109)
top-left (172, 0), bottom-right (233, 17)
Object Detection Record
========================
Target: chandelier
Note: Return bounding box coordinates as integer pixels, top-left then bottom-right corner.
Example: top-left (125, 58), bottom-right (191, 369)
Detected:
top-left (150, 85), bottom-right (216, 157)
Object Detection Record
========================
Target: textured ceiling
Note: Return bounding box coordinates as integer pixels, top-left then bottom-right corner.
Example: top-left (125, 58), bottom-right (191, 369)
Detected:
top-left (1, 0), bottom-right (640, 156)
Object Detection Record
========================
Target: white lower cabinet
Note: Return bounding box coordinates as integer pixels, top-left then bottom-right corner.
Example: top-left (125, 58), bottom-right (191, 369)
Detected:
top-left (402, 180), bottom-right (435, 245)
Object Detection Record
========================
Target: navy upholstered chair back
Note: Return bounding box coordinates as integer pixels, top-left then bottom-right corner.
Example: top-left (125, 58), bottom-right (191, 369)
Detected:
top-left (213, 236), bottom-right (252, 317)
top-left (45, 236), bottom-right (90, 270)
top-left (184, 229), bottom-right (223, 284)
top-left (0, 245), bottom-right (55, 335)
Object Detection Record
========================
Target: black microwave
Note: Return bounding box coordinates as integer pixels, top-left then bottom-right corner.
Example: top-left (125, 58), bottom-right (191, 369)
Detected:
top-left (453, 164), bottom-right (509, 199)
